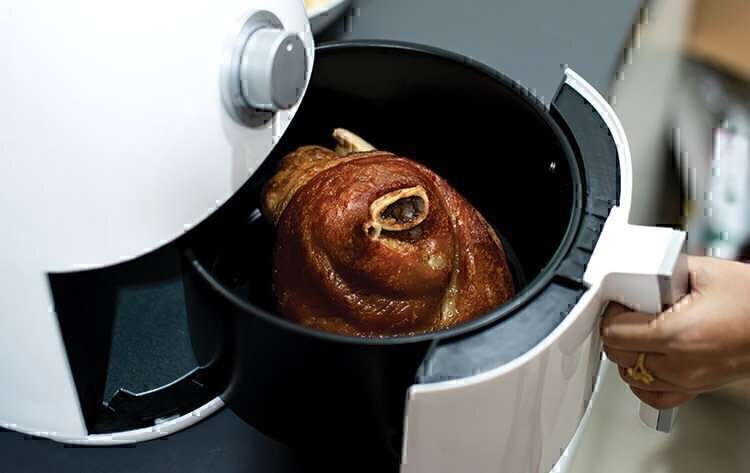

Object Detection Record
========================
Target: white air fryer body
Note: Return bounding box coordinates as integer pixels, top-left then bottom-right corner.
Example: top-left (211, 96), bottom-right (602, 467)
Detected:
top-left (0, 3), bottom-right (685, 470)
top-left (399, 70), bottom-right (687, 473)
top-left (0, 0), bottom-right (313, 442)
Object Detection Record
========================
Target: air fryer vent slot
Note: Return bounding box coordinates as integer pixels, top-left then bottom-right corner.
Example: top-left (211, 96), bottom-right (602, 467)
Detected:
top-left (49, 242), bottom-right (214, 434)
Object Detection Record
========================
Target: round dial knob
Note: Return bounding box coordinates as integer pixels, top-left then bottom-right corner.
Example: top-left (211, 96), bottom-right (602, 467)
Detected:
top-left (239, 27), bottom-right (307, 112)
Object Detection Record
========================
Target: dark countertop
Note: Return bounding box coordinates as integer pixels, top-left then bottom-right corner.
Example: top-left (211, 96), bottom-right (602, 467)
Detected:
top-left (318, 0), bottom-right (642, 102)
top-left (1, 1), bottom-right (642, 471)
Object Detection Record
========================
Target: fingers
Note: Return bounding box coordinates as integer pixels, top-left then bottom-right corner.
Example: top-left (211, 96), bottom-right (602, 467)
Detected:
top-left (599, 258), bottom-right (736, 408)
top-left (614, 364), bottom-right (683, 393)
top-left (600, 303), bottom-right (668, 352)
top-left (605, 348), bottom-right (666, 376)
top-left (606, 348), bottom-right (703, 392)
top-left (603, 303), bottom-right (696, 393)
top-left (629, 386), bottom-right (695, 410)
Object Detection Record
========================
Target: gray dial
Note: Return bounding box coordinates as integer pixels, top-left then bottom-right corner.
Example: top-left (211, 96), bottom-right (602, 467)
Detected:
top-left (222, 11), bottom-right (309, 126)
top-left (240, 28), bottom-right (306, 112)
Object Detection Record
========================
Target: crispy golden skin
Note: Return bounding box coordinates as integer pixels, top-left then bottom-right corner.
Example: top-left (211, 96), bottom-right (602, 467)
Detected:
top-left (261, 143), bottom-right (514, 337)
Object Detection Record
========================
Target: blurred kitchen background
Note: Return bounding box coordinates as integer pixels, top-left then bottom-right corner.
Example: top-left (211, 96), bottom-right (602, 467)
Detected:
top-left (567, 0), bottom-right (750, 471)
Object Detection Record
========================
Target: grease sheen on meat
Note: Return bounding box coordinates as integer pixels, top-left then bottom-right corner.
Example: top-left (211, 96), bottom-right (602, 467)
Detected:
top-left (261, 143), bottom-right (515, 337)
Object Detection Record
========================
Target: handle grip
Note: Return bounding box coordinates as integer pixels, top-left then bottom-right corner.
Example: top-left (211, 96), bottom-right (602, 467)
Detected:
top-left (638, 232), bottom-right (688, 433)
top-left (585, 208), bottom-right (689, 433)
top-left (636, 230), bottom-right (688, 433)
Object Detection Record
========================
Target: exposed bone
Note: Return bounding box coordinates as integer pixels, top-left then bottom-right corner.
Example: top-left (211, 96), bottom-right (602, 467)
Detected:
top-left (333, 128), bottom-right (376, 155)
top-left (366, 186), bottom-right (429, 237)
top-left (363, 221), bottom-right (383, 239)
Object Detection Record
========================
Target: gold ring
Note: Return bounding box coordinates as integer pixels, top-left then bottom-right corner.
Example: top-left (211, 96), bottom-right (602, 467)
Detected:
top-left (627, 352), bottom-right (655, 385)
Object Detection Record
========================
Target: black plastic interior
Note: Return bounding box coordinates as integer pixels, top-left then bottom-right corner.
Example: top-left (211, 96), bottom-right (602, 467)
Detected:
top-left (48, 243), bottom-right (215, 434)
top-left (190, 43), bottom-right (579, 338)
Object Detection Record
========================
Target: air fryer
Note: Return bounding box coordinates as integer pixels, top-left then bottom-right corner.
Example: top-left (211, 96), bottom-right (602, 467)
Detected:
top-left (181, 41), bottom-right (627, 469)
top-left (0, 6), bottom-right (687, 469)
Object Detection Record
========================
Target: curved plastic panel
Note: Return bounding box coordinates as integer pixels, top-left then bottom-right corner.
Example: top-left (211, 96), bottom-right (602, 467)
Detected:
top-left (0, 0), bottom-right (309, 443)
top-left (562, 69), bottom-right (634, 217)
top-left (401, 67), bottom-right (622, 473)
top-left (3, 397), bottom-right (224, 445)
top-left (0, 0), bottom-right (313, 273)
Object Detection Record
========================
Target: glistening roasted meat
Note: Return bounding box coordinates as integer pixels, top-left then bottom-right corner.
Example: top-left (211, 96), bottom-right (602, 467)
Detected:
top-left (261, 129), bottom-right (515, 337)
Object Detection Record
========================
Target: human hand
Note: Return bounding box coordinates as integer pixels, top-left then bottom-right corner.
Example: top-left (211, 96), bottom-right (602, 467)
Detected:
top-left (601, 256), bottom-right (750, 409)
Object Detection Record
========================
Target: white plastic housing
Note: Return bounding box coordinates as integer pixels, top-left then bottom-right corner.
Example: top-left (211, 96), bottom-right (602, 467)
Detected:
top-left (400, 70), bottom-right (688, 473)
top-left (0, 0), bottom-right (312, 442)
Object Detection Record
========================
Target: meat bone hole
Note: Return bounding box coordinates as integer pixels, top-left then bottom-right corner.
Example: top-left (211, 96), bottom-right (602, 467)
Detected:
top-left (260, 128), bottom-right (515, 337)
